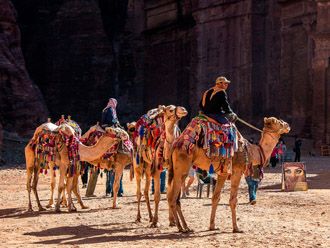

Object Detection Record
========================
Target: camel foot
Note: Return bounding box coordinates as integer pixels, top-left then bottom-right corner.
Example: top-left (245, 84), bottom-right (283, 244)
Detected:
top-left (55, 207), bottom-right (61, 213)
top-left (81, 205), bottom-right (89, 209)
top-left (68, 207), bottom-right (77, 212)
top-left (179, 228), bottom-right (193, 233)
top-left (209, 226), bottom-right (219, 231)
top-left (38, 206), bottom-right (46, 211)
top-left (111, 206), bottom-right (121, 209)
top-left (233, 229), bottom-right (244, 233)
top-left (27, 208), bottom-right (33, 212)
top-left (169, 221), bottom-right (176, 227)
top-left (45, 204), bottom-right (54, 208)
top-left (135, 219), bottom-right (141, 223)
top-left (150, 222), bottom-right (160, 228)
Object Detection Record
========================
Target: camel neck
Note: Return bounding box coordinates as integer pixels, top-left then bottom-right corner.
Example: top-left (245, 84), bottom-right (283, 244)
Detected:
top-left (79, 135), bottom-right (117, 162)
top-left (258, 131), bottom-right (280, 161)
top-left (165, 120), bottom-right (177, 143)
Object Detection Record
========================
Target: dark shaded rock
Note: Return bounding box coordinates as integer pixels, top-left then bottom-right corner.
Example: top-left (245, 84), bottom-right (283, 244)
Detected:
top-left (0, 0), bottom-right (48, 136)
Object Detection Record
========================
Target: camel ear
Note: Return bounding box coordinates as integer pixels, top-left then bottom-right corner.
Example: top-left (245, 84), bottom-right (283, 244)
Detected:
top-left (264, 117), bottom-right (269, 123)
top-left (158, 105), bottom-right (165, 112)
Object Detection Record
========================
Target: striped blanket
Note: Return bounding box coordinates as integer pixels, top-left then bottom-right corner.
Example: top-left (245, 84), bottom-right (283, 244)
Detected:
top-left (173, 115), bottom-right (237, 158)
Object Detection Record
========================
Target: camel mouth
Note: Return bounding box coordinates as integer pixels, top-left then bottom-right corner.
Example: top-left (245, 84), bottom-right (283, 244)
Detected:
top-left (176, 107), bottom-right (188, 118)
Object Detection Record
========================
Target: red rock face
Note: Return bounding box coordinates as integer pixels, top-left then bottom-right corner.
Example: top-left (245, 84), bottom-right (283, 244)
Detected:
top-left (140, 0), bottom-right (330, 146)
top-left (2, 0), bottom-right (330, 148)
top-left (0, 0), bottom-right (48, 136)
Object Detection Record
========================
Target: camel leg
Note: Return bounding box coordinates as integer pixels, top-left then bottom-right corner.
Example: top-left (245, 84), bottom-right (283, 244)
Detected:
top-left (25, 145), bottom-right (35, 211)
top-left (55, 167), bottom-right (66, 212)
top-left (26, 166), bottom-right (34, 211)
top-left (150, 169), bottom-right (161, 227)
top-left (167, 176), bottom-right (184, 232)
top-left (66, 176), bottom-right (76, 212)
top-left (135, 166), bottom-right (142, 222)
top-left (72, 175), bottom-right (88, 209)
top-left (32, 167), bottom-right (45, 211)
top-left (112, 165), bottom-right (124, 209)
top-left (61, 186), bottom-right (68, 207)
top-left (229, 167), bottom-right (244, 233)
top-left (144, 164), bottom-right (153, 222)
top-left (209, 174), bottom-right (227, 230)
top-left (46, 166), bottom-right (55, 208)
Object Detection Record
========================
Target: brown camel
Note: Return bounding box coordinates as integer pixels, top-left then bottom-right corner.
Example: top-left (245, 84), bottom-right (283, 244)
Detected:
top-left (83, 122), bottom-right (133, 209)
top-left (167, 117), bottom-right (290, 232)
top-left (25, 122), bottom-right (124, 212)
top-left (45, 121), bottom-right (104, 209)
top-left (133, 105), bottom-right (187, 226)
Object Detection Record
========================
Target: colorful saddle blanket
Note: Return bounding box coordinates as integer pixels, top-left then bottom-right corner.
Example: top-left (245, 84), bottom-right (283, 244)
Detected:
top-left (173, 115), bottom-right (238, 158)
top-left (133, 113), bottom-right (165, 166)
top-left (81, 129), bottom-right (133, 162)
top-left (31, 128), bottom-right (80, 177)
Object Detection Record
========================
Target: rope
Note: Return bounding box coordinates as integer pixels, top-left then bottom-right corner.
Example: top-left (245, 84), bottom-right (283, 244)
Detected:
top-left (237, 117), bottom-right (263, 133)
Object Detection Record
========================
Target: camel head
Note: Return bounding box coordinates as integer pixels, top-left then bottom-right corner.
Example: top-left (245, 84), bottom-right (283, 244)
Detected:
top-left (57, 123), bottom-right (76, 137)
top-left (263, 117), bottom-right (291, 135)
top-left (163, 105), bottom-right (188, 122)
top-left (126, 121), bottom-right (136, 134)
top-left (147, 105), bottom-right (166, 119)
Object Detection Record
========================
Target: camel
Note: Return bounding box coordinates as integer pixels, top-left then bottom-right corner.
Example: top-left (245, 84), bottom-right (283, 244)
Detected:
top-left (25, 122), bottom-right (125, 212)
top-left (133, 105), bottom-right (187, 226)
top-left (167, 117), bottom-right (290, 232)
top-left (81, 122), bottom-right (133, 209)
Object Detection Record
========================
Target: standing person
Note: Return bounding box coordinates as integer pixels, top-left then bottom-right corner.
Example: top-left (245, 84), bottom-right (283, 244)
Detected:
top-left (245, 164), bottom-right (263, 205)
top-left (152, 170), bottom-right (167, 194)
top-left (86, 98), bottom-right (124, 197)
top-left (106, 170), bottom-right (124, 197)
top-left (278, 139), bottom-right (287, 164)
top-left (199, 76), bottom-right (238, 124)
top-left (181, 166), bottom-right (195, 198)
top-left (294, 136), bottom-right (302, 162)
top-left (270, 146), bottom-right (279, 168)
top-left (81, 162), bottom-right (89, 188)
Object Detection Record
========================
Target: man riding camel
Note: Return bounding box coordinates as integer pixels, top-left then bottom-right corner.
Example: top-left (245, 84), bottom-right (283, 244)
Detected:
top-left (101, 98), bottom-right (121, 128)
top-left (199, 76), bottom-right (238, 124)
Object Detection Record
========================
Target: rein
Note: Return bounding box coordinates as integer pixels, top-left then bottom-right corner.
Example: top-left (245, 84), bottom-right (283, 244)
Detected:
top-left (237, 117), bottom-right (262, 133)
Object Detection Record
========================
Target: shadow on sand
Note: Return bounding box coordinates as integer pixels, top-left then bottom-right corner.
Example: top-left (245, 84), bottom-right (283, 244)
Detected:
top-left (23, 224), bottom-right (235, 245)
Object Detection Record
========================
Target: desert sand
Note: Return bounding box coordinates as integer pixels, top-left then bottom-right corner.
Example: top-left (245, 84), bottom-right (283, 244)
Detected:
top-left (0, 156), bottom-right (329, 248)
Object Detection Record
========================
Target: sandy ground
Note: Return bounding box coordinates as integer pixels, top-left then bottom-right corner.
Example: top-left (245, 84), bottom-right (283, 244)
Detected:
top-left (0, 156), bottom-right (329, 248)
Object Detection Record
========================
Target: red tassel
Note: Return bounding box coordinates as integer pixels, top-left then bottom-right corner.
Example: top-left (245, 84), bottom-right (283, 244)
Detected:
top-left (40, 168), bottom-right (43, 174)
top-left (45, 169), bottom-right (48, 175)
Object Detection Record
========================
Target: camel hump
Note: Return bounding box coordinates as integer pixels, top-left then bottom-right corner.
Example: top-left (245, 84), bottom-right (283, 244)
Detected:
top-left (40, 122), bottom-right (59, 132)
